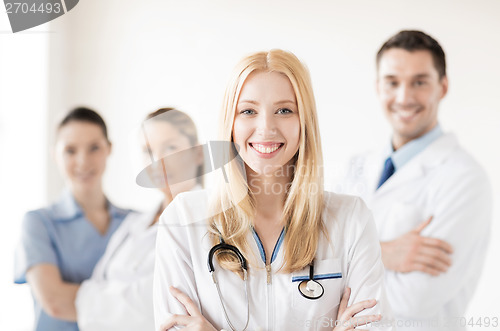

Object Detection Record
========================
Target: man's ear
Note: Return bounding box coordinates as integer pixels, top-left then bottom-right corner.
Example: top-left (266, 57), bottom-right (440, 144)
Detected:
top-left (440, 76), bottom-right (449, 99)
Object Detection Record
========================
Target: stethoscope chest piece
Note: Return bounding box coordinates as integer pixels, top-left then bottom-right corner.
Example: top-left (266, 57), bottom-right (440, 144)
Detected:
top-left (298, 263), bottom-right (324, 300)
top-left (298, 279), bottom-right (324, 299)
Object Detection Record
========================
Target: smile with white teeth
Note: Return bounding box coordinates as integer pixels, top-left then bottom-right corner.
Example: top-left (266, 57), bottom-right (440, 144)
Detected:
top-left (393, 107), bottom-right (421, 114)
top-left (251, 143), bottom-right (282, 154)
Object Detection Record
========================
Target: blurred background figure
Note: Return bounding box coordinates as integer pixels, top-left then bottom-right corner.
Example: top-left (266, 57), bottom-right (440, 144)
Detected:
top-left (75, 108), bottom-right (203, 331)
top-left (14, 107), bottom-right (131, 331)
top-left (337, 30), bottom-right (493, 330)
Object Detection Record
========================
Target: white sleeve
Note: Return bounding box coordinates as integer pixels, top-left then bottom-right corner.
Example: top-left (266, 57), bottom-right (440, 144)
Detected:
top-left (76, 274), bottom-right (155, 331)
top-left (384, 168), bottom-right (492, 318)
top-left (345, 198), bottom-right (395, 330)
top-left (75, 212), bottom-right (156, 331)
top-left (153, 198), bottom-right (201, 331)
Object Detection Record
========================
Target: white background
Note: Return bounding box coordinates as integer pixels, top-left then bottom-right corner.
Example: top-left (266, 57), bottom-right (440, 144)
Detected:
top-left (1, 0), bottom-right (499, 329)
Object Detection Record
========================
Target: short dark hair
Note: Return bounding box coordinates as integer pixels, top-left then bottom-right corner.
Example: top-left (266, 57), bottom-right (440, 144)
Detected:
top-left (58, 107), bottom-right (109, 141)
top-left (376, 30), bottom-right (446, 79)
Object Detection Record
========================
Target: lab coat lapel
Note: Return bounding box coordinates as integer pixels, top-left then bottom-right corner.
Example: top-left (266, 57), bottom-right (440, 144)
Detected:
top-left (373, 133), bottom-right (458, 197)
top-left (361, 150), bottom-right (387, 196)
top-left (374, 157), bottom-right (424, 196)
top-left (95, 206), bottom-right (158, 279)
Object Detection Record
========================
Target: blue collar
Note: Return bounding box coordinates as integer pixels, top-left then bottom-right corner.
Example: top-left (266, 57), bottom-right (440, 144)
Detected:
top-left (52, 190), bottom-right (128, 221)
top-left (389, 124), bottom-right (443, 171)
top-left (252, 227), bottom-right (285, 264)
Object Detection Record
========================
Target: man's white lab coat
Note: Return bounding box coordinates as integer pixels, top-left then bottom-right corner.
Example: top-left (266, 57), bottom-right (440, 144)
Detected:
top-left (339, 133), bottom-right (492, 330)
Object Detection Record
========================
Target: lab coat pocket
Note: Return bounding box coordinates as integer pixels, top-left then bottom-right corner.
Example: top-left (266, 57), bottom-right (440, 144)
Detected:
top-left (290, 258), bottom-right (343, 319)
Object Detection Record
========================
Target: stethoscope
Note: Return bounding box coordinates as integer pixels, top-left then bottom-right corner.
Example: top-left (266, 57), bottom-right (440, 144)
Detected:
top-left (207, 239), bottom-right (250, 331)
top-left (207, 239), bottom-right (324, 331)
top-left (297, 263), bottom-right (324, 300)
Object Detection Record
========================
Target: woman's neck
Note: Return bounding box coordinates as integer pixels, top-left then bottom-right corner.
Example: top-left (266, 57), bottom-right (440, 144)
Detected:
top-left (248, 169), bottom-right (291, 264)
top-left (72, 186), bottom-right (110, 235)
top-left (248, 168), bottom-right (290, 224)
top-left (72, 187), bottom-right (107, 214)
top-left (151, 181), bottom-right (199, 226)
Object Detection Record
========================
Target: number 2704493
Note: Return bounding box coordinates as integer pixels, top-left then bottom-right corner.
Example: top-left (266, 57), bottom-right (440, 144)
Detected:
top-left (5, 2), bottom-right (62, 14)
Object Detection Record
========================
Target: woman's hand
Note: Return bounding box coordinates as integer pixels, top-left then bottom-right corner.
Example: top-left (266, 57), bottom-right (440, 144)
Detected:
top-left (159, 286), bottom-right (218, 331)
top-left (333, 287), bottom-right (382, 330)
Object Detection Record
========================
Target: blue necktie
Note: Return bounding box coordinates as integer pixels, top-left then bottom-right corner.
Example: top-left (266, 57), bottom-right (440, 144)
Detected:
top-left (377, 157), bottom-right (395, 189)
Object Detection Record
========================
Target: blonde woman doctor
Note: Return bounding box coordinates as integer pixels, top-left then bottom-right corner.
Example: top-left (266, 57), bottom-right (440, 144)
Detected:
top-left (76, 108), bottom-right (203, 331)
top-left (153, 50), bottom-right (394, 331)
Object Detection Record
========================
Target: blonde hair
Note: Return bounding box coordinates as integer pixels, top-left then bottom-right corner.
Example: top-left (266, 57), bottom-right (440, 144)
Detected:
top-left (208, 49), bottom-right (325, 275)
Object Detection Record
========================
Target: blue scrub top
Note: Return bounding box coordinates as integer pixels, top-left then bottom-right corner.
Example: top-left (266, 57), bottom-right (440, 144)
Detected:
top-left (14, 190), bottom-right (130, 331)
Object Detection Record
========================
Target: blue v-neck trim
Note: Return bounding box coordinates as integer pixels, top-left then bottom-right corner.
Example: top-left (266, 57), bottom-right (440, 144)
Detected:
top-left (252, 227), bottom-right (285, 264)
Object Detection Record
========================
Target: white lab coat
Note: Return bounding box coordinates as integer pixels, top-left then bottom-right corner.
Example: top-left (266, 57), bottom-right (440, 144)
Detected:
top-left (76, 206), bottom-right (160, 331)
top-left (153, 189), bottom-right (395, 331)
top-left (337, 133), bottom-right (492, 330)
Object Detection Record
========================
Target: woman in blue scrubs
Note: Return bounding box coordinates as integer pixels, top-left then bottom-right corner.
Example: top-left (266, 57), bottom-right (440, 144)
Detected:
top-left (14, 107), bottom-right (130, 331)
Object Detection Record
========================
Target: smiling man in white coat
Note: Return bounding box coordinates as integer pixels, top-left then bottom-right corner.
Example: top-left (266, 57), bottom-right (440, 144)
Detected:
top-left (336, 30), bottom-right (493, 330)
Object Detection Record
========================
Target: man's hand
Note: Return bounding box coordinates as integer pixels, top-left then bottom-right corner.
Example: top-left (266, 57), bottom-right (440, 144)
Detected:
top-left (380, 216), bottom-right (454, 276)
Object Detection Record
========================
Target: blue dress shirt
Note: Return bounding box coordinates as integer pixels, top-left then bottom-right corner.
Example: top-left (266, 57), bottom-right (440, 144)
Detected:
top-left (389, 124), bottom-right (444, 171)
top-left (14, 190), bottom-right (130, 331)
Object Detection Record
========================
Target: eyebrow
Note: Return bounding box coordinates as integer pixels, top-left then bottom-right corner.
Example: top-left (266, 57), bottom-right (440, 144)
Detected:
top-left (142, 136), bottom-right (178, 148)
top-left (413, 74), bottom-right (431, 79)
top-left (274, 99), bottom-right (296, 105)
top-left (238, 99), bottom-right (296, 105)
top-left (383, 73), bottom-right (431, 80)
top-left (238, 100), bottom-right (259, 105)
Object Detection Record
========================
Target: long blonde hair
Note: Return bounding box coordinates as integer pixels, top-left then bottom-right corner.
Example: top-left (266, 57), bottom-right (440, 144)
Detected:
top-left (208, 49), bottom-right (325, 275)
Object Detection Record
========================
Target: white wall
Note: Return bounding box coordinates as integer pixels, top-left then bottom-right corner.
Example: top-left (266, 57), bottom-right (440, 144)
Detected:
top-left (2, 0), bottom-right (499, 329)
top-left (0, 12), bottom-right (49, 330)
